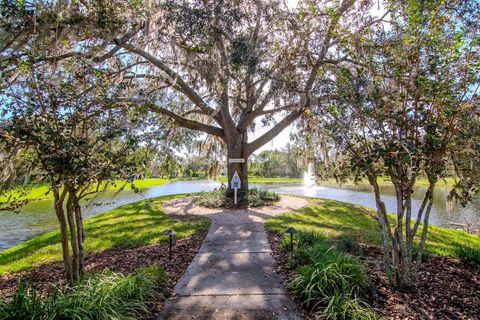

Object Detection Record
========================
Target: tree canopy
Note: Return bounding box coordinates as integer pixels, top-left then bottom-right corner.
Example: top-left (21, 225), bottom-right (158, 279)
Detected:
top-left (1, 0), bottom-right (387, 191)
top-left (313, 0), bottom-right (480, 286)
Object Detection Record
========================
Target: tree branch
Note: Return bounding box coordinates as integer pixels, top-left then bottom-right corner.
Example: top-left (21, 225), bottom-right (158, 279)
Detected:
top-left (121, 43), bottom-right (220, 122)
top-left (117, 98), bottom-right (224, 138)
top-left (245, 107), bottom-right (303, 155)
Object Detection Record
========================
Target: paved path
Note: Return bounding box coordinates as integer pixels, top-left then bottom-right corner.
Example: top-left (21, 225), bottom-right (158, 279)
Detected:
top-left (158, 196), bottom-right (308, 320)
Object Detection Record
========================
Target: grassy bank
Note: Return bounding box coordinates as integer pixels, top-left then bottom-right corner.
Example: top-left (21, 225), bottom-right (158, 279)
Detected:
top-left (218, 176), bottom-right (303, 184)
top-left (0, 178), bottom-right (169, 203)
top-left (317, 176), bottom-right (455, 188)
top-left (266, 198), bottom-right (479, 260)
top-left (0, 194), bottom-right (209, 275)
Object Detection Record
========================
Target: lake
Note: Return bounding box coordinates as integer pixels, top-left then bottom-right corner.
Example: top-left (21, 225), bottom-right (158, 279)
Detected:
top-left (0, 180), bottom-right (478, 251)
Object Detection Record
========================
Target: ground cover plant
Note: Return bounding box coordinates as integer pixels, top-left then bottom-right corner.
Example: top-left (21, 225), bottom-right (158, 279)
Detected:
top-left (266, 198), bottom-right (480, 319)
top-left (285, 232), bottom-right (379, 320)
top-left (0, 265), bottom-right (166, 320)
top-left (0, 194), bottom-right (209, 275)
top-left (196, 188), bottom-right (280, 209)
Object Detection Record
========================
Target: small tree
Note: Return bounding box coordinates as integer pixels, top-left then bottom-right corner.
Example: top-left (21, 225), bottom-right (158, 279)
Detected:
top-left (317, 0), bottom-right (480, 287)
top-left (0, 61), bottom-right (142, 284)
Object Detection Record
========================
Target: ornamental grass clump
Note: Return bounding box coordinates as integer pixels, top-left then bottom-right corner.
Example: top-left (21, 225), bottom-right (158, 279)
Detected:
top-left (0, 265), bottom-right (166, 320)
top-left (288, 232), bottom-right (378, 320)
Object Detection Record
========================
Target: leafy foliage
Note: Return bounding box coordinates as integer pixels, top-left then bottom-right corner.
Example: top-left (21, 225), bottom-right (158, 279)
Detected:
top-left (0, 57), bottom-right (149, 283)
top-left (455, 246), bottom-right (480, 266)
top-left (0, 266), bottom-right (166, 320)
top-left (315, 0), bottom-right (480, 287)
top-left (196, 189), bottom-right (227, 208)
top-left (249, 145), bottom-right (307, 178)
top-left (287, 232), bottom-right (377, 320)
top-left (243, 188), bottom-right (280, 207)
top-left (196, 187), bottom-right (280, 208)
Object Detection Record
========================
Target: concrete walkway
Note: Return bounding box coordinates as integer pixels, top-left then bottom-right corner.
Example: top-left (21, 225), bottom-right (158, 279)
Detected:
top-left (158, 196), bottom-right (308, 320)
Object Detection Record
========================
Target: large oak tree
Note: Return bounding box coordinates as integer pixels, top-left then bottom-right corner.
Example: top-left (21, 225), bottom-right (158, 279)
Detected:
top-left (1, 0), bottom-right (383, 193)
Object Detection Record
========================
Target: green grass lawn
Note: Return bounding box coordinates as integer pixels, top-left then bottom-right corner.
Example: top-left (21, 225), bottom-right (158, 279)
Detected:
top-left (266, 198), bottom-right (480, 259)
top-left (0, 178), bottom-right (169, 203)
top-left (317, 176), bottom-right (455, 188)
top-left (218, 176), bottom-right (303, 184)
top-left (0, 194), bottom-right (209, 275)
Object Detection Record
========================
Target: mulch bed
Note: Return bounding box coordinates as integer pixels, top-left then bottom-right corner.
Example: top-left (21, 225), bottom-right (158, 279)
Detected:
top-left (0, 231), bottom-right (208, 316)
top-left (267, 230), bottom-right (480, 320)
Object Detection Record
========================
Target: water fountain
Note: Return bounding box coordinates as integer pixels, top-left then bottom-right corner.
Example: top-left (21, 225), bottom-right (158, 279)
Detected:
top-left (303, 162), bottom-right (316, 186)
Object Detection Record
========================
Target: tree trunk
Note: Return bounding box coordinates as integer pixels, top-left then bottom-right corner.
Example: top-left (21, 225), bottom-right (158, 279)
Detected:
top-left (53, 188), bottom-right (73, 284)
top-left (66, 193), bottom-right (80, 283)
top-left (226, 146), bottom-right (249, 194)
top-left (74, 196), bottom-right (85, 279)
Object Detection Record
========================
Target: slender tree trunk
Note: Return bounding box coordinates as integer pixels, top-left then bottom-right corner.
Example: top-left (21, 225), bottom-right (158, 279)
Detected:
top-left (368, 175), bottom-right (393, 273)
top-left (414, 180), bottom-right (436, 277)
top-left (391, 180), bottom-right (407, 287)
top-left (74, 195), bottom-right (85, 279)
top-left (66, 191), bottom-right (80, 283)
top-left (53, 187), bottom-right (73, 284)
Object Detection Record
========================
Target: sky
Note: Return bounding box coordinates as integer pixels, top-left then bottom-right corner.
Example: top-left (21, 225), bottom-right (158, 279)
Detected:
top-left (251, 119), bottom-right (293, 154)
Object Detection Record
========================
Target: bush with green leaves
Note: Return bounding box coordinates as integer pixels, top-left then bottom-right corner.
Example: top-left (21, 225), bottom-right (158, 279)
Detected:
top-left (196, 189), bottom-right (227, 208)
top-left (291, 249), bottom-right (367, 307)
top-left (244, 188), bottom-right (280, 207)
top-left (323, 293), bottom-right (379, 320)
top-left (196, 188), bottom-right (280, 208)
top-left (336, 235), bottom-right (357, 254)
top-left (0, 265), bottom-right (166, 320)
top-left (286, 232), bottom-right (379, 320)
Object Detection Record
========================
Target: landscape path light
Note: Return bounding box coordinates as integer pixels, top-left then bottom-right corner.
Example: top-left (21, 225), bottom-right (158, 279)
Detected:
top-left (164, 228), bottom-right (177, 260)
top-left (284, 226), bottom-right (298, 252)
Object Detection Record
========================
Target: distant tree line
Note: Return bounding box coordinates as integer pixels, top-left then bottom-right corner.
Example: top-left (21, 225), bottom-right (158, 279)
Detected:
top-left (249, 144), bottom-right (306, 178)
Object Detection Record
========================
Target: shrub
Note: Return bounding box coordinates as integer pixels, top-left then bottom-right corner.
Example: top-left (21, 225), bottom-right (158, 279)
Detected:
top-left (244, 188), bottom-right (280, 207)
top-left (0, 266), bottom-right (167, 320)
top-left (0, 282), bottom-right (45, 320)
top-left (323, 293), bottom-right (380, 320)
top-left (291, 249), bottom-right (367, 307)
top-left (283, 232), bottom-right (336, 266)
top-left (412, 244), bottom-right (431, 262)
top-left (288, 231), bottom-right (377, 320)
top-left (196, 189), bottom-right (226, 208)
top-left (197, 188), bottom-right (280, 208)
top-left (336, 235), bottom-right (356, 254)
top-left (296, 239), bottom-right (333, 267)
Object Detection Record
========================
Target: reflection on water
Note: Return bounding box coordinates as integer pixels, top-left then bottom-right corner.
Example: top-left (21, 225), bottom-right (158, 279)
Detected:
top-left (0, 180), bottom-right (478, 251)
top-left (0, 181), bottom-right (219, 251)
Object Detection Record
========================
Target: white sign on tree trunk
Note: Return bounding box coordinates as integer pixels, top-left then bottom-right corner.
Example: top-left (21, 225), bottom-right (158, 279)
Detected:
top-left (228, 158), bottom-right (245, 163)
top-left (231, 171), bottom-right (241, 204)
